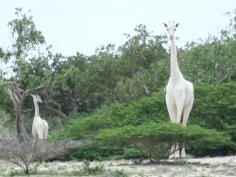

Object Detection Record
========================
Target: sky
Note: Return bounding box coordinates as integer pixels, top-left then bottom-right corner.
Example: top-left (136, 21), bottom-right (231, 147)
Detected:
top-left (1, 0), bottom-right (235, 56)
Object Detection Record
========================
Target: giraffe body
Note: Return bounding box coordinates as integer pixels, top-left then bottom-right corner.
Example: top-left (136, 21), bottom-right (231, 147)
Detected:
top-left (166, 76), bottom-right (194, 125)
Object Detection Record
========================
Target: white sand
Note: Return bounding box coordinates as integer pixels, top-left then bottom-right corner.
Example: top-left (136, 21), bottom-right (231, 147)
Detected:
top-left (1, 156), bottom-right (236, 177)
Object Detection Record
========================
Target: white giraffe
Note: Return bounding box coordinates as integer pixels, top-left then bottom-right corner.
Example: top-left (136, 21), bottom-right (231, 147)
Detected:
top-left (31, 94), bottom-right (49, 139)
top-left (164, 22), bottom-right (194, 158)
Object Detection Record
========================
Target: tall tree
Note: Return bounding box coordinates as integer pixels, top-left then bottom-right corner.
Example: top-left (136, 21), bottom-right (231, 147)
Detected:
top-left (3, 8), bottom-right (46, 141)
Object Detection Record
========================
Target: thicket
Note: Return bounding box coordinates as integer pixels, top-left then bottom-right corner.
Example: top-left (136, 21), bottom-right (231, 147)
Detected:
top-left (97, 122), bottom-right (234, 161)
top-left (52, 83), bottom-right (236, 161)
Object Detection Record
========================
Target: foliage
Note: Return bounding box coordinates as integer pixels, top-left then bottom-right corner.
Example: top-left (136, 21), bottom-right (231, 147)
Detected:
top-left (5, 8), bottom-right (47, 82)
top-left (52, 83), bottom-right (236, 160)
top-left (119, 24), bottom-right (167, 71)
top-left (179, 9), bottom-right (236, 84)
top-left (54, 83), bottom-right (236, 139)
top-left (180, 39), bottom-right (236, 83)
top-left (114, 59), bottom-right (169, 103)
top-left (190, 83), bottom-right (236, 131)
top-left (52, 90), bottom-right (167, 140)
top-left (97, 122), bottom-right (235, 161)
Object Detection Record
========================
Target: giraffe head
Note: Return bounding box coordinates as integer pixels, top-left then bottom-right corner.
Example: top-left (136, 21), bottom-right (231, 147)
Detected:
top-left (31, 94), bottom-right (42, 103)
top-left (163, 21), bottom-right (179, 40)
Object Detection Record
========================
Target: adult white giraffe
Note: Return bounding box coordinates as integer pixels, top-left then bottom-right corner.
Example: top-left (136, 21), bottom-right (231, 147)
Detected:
top-left (31, 94), bottom-right (49, 139)
top-left (164, 21), bottom-right (194, 158)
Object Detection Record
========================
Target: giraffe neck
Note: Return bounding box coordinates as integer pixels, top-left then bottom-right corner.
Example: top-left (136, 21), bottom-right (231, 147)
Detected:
top-left (33, 100), bottom-right (40, 119)
top-left (170, 36), bottom-right (182, 80)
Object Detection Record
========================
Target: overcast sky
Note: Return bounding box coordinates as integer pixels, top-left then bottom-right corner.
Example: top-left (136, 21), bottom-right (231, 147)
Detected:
top-left (1, 0), bottom-right (235, 56)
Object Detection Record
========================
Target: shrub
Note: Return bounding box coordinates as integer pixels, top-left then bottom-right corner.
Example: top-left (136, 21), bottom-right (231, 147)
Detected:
top-left (97, 122), bottom-right (235, 161)
top-left (52, 83), bottom-right (236, 160)
top-left (52, 91), bottom-right (167, 140)
top-left (0, 136), bottom-right (87, 175)
top-left (190, 83), bottom-right (236, 132)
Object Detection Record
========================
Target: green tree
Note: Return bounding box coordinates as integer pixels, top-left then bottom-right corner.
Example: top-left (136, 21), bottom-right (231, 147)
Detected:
top-left (180, 10), bottom-right (236, 84)
top-left (2, 8), bottom-right (47, 141)
top-left (42, 53), bottom-right (87, 116)
top-left (118, 24), bottom-right (167, 76)
top-left (113, 25), bottom-right (168, 103)
top-left (180, 39), bottom-right (236, 83)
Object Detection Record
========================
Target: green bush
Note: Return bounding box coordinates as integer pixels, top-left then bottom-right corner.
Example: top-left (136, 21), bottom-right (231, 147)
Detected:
top-left (97, 122), bottom-right (235, 160)
top-left (61, 145), bottom-right (123, 161)
top-left (52, 83), bottom-right (236, 160)
top-left (52, 90), bottom-right (167, 140)
top-left (190, 83), bottom-right (236, 131)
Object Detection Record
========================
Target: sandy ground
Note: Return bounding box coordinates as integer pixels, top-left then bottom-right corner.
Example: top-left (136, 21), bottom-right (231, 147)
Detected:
top-left (0, 156), bottom-right (236, 177)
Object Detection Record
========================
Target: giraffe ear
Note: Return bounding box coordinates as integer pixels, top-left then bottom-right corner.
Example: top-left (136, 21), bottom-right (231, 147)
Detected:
top-left (175, 23), bottom-right (179, 27)
top-left (163, 23), bottom-right (168, 28)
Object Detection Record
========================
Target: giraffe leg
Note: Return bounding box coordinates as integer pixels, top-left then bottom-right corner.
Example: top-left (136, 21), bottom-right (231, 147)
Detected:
top-left (182, 100), bottom-right (194, 127)
top-left (181, 144), bottom-right (186, 158)
top-left (166, 104), bottom-right (177, 123)
top-left (178, 101), bottom-right (193, 158)
top-left (176, 99), bottom-right (184, 124)
top-left (175, 143), bottom-right (180, 158)
top-left (173, 95), bottom-right (184, 158)
top-left (169, 143), bottom-right (177, 159)
top-left (170, 140), bottom-right (185, 159)
top-left (166, 103), bottom-right (177, 158)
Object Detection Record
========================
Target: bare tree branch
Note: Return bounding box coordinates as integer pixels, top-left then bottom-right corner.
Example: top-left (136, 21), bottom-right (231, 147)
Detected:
top-left (0, 136), bottom-right (88, 174)
top-left (43, 106), bottom-right (68, 118)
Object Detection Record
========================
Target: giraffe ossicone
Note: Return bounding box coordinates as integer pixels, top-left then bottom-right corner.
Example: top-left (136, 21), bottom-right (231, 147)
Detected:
top-left (164, 21), bottom-right (194, 158)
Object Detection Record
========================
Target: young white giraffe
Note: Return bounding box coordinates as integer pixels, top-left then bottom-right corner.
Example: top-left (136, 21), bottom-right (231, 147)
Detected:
top-left (32, 94), bottom-right (49, 139)
top-left (164, 22), bottom-right (194, 158)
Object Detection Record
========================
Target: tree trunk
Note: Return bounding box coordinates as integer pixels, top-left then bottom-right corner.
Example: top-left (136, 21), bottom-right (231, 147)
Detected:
top-left (7, 85), bottom-right (26, 142)
top-left (15, 104), bottom-right (23, 142)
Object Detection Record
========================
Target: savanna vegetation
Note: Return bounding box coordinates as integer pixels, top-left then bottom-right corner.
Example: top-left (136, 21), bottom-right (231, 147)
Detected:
top-left (0, 8), bottom-right (236, 172)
